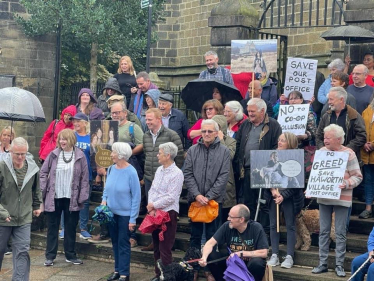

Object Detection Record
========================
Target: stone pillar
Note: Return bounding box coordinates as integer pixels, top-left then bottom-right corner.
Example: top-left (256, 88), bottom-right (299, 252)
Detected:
top-left (208, 0), bottom-right (259, 65)
top-left (344, 1), bottom-right (374, 66)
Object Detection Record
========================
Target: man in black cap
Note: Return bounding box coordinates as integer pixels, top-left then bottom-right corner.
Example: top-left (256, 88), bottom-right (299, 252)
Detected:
top-left (158, 93), bottom-right (191, 150)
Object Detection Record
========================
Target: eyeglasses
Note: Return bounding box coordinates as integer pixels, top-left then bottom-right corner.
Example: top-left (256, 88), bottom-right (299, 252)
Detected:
top-left (111, 111), bottom-right (122, 116)
top-left (352, 72), bottom-right (364, 76)
top-left (201, 130), bottom-right (215, 134)
top-left (13, 153), bottom-right (26, 157)
top-left (204, 107), bottom-right (214, 112)
top-left (228, 215), bottom-right (242, 219)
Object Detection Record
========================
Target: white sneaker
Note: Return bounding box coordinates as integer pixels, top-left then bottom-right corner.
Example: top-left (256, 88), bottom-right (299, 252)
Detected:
top-left (267, 254), bottom-right (280, 266)
top-left (281, 255), bottom-right (294, 269)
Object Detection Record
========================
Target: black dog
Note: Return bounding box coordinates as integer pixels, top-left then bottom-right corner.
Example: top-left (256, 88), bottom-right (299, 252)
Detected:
top-left (157, 247), bottom-right (201, 281)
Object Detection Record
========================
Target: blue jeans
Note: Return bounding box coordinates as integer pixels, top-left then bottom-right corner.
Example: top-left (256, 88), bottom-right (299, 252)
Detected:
top-left (364, 165), bottom-right (374, 206)
top-left (351, 252), bottom-right (374, 281)
top-left (109, 215), bottom-right (131, 276)
top-left (79, 184), bottom-right (92, 230)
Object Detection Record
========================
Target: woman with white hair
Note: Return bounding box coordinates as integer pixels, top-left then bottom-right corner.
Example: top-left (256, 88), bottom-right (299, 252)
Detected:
top-left (146, 142), bottom-right (184, 281)
top-left (317, 58), bottom-right (346, 105)
top-left (102, 142), bottom-right (141, 281)
top-left (224, 101), bottom-right (247, 138)
top-left (312, 124), bottom-right (362, 277)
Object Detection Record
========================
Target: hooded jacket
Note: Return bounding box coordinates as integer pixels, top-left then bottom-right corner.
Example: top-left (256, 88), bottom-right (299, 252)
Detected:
top-left (39, 147), bottom-right (90, 212)
top-left (261, 77), bottom-right (278, 106)
top-left (140, 89), bottom-right (161, 131)
top-left (97, 78), bottom-right (126, 117)
top-left (129, 82), bottom-right (158, 116)
top-left (0, 153), bottom-right (41, 226)
top-left (76, 88), bottom-right (104, 120)
top-left (184, 136), bottom-right (231, 204)
top-left (39, 105), bottom-right (76, 160)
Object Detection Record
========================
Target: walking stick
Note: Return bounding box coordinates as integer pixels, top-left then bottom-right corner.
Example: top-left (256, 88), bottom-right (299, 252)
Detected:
top-left (276, 188), bottom-right (279, 233)
top-left (347, 254), bottom-right (374, 281)
top-left (255, 188), bottom-right (265, 221)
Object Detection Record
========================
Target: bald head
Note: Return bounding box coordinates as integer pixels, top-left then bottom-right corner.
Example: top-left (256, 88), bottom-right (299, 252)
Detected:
top-left (248, 80), bottom-right (262, 98)
top-left (352, 64), bottom-right (368, 87)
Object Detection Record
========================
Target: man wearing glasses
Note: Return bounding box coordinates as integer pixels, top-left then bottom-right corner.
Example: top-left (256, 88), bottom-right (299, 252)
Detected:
top-left (346, 64), bottom-right (374, 115)
top-left (199, 204), bottom-right (268, 281)
top-left (0, 137), bottom-right (42, 280)
top-left (184, 119), bottom-right (230, 280)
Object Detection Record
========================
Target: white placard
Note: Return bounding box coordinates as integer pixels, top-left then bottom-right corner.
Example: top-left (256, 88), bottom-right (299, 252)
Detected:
top-left (283, 57), bottom-right (318, 101)
top-left (277, 104), bottom-right (310, 135)
top-left (305, 150), bottom-right (349, 200)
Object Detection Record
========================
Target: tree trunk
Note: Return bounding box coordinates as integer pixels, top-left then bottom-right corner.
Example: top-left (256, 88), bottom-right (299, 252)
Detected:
top-left (90, 42), bottom-right (98, 95)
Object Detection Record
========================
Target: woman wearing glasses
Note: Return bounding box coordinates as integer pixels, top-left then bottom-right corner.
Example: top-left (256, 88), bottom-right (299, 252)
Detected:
top-left (187, 99), bottom-right (224, 145)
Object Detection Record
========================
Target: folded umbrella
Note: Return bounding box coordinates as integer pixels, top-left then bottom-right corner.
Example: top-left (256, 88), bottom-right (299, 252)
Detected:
top-left (181, 79), bottom-right (242, 112)
top-left (223, 254), bottom-right (254, 281)
top-left (139, 209), bottom-right (171, 241)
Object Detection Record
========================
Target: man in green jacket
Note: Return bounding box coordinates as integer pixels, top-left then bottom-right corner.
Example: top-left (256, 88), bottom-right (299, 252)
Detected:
top-left (0, 137), bottom-right (42, 281)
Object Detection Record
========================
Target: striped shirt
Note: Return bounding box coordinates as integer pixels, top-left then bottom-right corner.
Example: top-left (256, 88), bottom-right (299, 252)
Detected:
top-left (317, 146), bottom-right (363, 207)
top-left (55, 151), bottom-right (75, 199)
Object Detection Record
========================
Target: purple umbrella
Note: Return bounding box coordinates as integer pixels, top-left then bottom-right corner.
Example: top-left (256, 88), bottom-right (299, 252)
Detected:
top-left (223, 254), bottom-right (255, 281)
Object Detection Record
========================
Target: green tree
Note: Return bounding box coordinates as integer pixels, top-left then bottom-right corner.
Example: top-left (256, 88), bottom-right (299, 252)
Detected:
top-left (16, 0), bottom-right (164, 92)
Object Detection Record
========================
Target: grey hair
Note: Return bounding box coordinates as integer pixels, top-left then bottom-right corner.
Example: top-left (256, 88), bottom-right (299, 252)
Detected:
top-left (136, 71), bottom-right (150, 81)
top-left (355, 64), bottom-right (369, 75)
top-left (324, 124), bottom-right (345, 144)
top-left (10, 137), bottom-right (29, 151)
top-left (112, 142), bottom-right (132, 161)
top-left (328, 58), bottom-right (345, 71)
top-left (111, 101), bottom-right (127, 111)
top-left (225, 101), bottom-right (244, 121)
top-left (201, 119), bottom-right (219, 131)
top-left (237, 204), bottom-right (251, 222)
top-left (329, 86), bottom-right (347, 103)
top-left (204, 50), bottom-right (218, 58)
top-left (247, 98), bottom-right (267, 113)
top-left (159, 142), bottom-right (178, 160)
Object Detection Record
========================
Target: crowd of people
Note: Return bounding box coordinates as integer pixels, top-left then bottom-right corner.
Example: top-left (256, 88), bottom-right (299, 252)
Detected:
top-left (0, 50), bottom-right (374, 281)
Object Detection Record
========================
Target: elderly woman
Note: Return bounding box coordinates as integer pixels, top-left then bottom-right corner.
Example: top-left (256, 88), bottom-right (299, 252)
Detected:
top-left (311, 124), bottom-right (362, 277)
top-left (103, 142), bottom-right (140, 281)
top-left (97, 78), bottom-right (125, 118)
top-left (187, 99), bottom-right (224, 145)
top-left (146, 142), bottom-right (184, 281)
top-left (0, 126), bottom-right (15, 157)
top-left (76, 88), bottom-right (104, 120)
top-left (317, 58), bottom-right (346, 104)
top-left (40, 129), bottom-right (89, 266)
top-left (224, 101), bottom-right (247, 138)
top-left (266, 132), bottom-right (304, 269)
top-left (140, 89), bottom-right (161, 132)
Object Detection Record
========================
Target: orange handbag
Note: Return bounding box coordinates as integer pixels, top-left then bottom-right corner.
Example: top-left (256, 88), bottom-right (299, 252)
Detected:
top-left (188, 200), bottom-right (219, 223)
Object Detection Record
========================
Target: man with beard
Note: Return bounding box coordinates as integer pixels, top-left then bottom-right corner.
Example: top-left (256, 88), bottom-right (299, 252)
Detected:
top-left (199, 50), bottom-right (234, 85)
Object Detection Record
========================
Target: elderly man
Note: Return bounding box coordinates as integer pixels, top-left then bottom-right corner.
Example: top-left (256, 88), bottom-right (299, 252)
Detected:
top-left (234, 98), bottom-right (281, 233)
top-left (184, 119), bottom-right (230, 280)
top-left (129, 72), bottom-right (158, 117)
top-left (199, 50), bottom-right (234, 85)
top-left (241, 80), bottom-right (274, 117)
top-left (0, 137), bottom-right (42, 280)
top-left (158, 93), bottom-right (191, 150)
top-left (316, 86), bottom-right (366, 157)
top-left (199, 204), bottom-right (268, 281)
top-left (346, 64), bottom-right (374, 114)
top-left (312, 124), bottom-right (362, 277)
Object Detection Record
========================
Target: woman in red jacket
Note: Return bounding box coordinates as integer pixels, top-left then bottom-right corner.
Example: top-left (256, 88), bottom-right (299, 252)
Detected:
top-left (39, 105), bottom-right (76, 163)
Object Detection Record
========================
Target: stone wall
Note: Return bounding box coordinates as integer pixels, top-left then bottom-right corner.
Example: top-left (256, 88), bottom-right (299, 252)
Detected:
top-left (150, 0), bottom-right (352, 86)
top-left (0, 0), bottom-right (56, 157)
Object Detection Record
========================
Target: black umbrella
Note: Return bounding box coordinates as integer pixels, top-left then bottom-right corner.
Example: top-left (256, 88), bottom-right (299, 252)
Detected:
top-left (181, 79), bottom-right (242, 112)
top-left (320, 25), bottom-right (374, 54)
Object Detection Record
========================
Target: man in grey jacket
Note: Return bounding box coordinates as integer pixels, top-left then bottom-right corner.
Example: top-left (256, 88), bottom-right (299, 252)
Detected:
top-left (184, 119), bottom-right (230, 265)
top-left (0, 137), bottom-right (42, 281)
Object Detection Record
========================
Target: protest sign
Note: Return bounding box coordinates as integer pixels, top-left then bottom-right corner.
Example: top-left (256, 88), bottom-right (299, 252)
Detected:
top-left (250, 150), bottom-right (304, 189)
top-left (283, 57), bottom-right (317, 100)
top-left (278, 104), bottom-right (310, 135)
top-left (305, 150), bottom-right (349, 200)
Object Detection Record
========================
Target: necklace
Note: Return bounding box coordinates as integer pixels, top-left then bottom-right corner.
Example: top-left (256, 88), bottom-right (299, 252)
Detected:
top-left (62, 149), bottom-right (74, 163)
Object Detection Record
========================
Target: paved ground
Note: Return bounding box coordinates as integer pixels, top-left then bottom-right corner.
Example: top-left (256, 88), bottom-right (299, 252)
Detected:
top-left (0, 249), bottom-right (155, 281)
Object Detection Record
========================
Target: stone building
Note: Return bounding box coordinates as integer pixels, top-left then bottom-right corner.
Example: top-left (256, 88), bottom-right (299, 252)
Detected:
top-left (0, 0), bottom-right (56, 156)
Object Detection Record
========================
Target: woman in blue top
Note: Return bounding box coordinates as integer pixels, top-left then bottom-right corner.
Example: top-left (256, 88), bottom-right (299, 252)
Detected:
top-left (102, 142), bottom-right (141, 281)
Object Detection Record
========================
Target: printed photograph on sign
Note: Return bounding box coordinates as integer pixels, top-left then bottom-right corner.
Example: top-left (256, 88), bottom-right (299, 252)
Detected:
top-left (90, 120), bottom-right (119, 168)
top-left (230, 39), bottom-right (277, 75)
top-left (277, 104), bottom-right (310, 135)
top-left (305, 150), bottom-right (349, 200)
top-left (250, 150), bottom-right (304, 189)
top-left (283, 57), bottom-right (317, 101)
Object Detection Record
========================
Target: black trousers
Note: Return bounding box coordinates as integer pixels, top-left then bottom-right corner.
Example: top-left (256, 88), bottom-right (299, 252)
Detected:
top-left (45, 198), bottom-right (80, 260)
top-left (207, 249), bottom-right (266, 281)
top-left (242, 168), bottom-right (270, 234)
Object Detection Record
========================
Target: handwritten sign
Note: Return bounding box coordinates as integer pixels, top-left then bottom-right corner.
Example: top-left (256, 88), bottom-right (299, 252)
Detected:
top-left (305, 150), bottom-right (349, 200)
top-left (278, 104), bottom-right (310, 135)
top-left (284, 58), bottom-right (317, 100)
